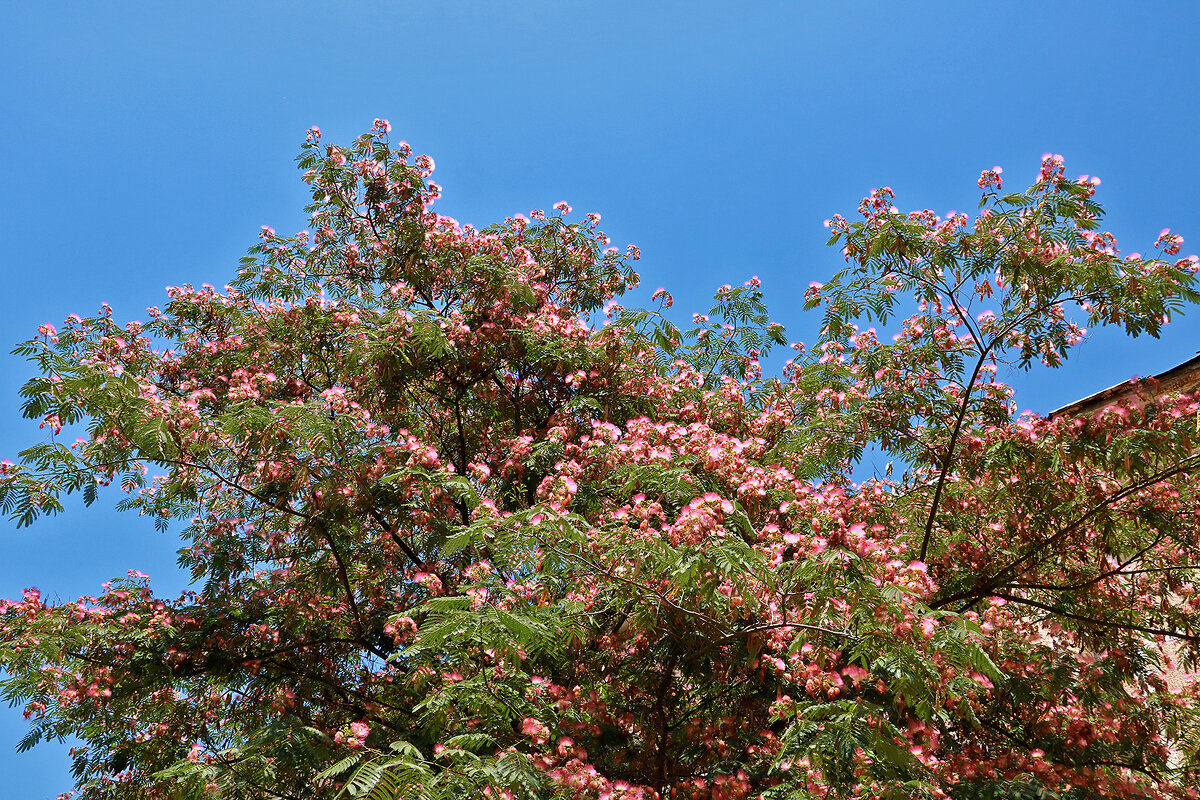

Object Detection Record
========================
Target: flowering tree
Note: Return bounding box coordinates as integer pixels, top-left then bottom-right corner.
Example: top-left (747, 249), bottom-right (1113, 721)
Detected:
top-left (2, 123), bottom-right (1200, 800)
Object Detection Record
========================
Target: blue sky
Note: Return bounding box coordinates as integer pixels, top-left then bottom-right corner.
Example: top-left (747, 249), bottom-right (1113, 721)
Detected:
top-left (3, 2), bottom-right (1199, 794)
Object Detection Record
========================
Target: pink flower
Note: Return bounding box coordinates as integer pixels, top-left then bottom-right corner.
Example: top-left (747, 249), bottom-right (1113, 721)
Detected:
top-left (520, 716), bottom-right (550, 744)
top-left (1037, 153), bottom-right (1065, 183)
top-left (336, 721), bottom-right (371, 748)
top-left (413, 572), bottom-right (444, 595)
top-left (977, 166), bottom-right (1003, 190)
top-left (1156, 228), bottom-right (1184, 255)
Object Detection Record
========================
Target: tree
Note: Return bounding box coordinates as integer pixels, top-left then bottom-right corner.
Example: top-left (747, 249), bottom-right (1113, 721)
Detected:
top-left (2, 122), bottom-right (1199, 800)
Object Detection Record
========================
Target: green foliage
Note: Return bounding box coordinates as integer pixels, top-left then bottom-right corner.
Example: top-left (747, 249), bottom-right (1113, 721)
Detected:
top-left (3, 138), bottom-right (1199, 800)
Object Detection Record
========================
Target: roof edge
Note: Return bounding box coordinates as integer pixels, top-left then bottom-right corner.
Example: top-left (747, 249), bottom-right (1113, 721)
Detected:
top-left (1050, 352), bottom-right (1200, 418)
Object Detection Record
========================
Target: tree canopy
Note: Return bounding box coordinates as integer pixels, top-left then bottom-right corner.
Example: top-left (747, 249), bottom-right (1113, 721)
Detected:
top-left (3, 123), bottom-right (1200, 799)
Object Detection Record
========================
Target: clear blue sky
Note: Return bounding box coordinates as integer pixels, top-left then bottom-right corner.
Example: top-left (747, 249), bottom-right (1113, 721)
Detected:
top-left (3, 2), bottom-right (1199, 794)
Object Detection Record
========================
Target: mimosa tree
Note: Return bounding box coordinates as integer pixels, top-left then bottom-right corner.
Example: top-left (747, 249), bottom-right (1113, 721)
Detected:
top-left (3, 123), bottom-right (1199, 799)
